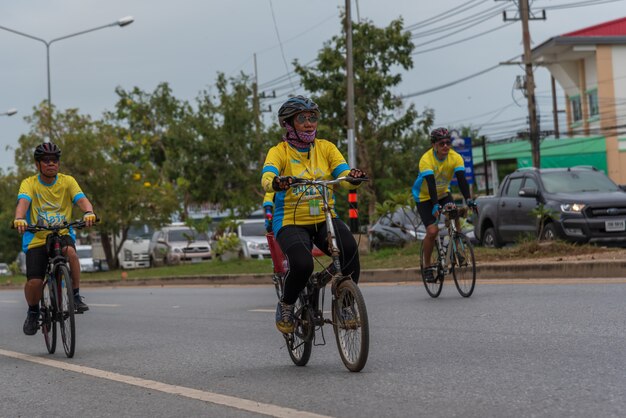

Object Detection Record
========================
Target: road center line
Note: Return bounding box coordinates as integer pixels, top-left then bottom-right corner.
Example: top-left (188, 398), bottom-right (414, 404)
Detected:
top-left (0, 348), bottom-right (333, 418)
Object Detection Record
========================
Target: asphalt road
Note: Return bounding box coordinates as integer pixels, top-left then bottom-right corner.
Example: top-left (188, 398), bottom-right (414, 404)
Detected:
top-left (1, 280), bottom-right (625, 418)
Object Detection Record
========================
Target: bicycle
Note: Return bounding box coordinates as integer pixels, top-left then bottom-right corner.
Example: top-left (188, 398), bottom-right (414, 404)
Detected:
top-left (420, 203), bottom-right (476, 298)
top-left (267, 176), bottom-right (369, 372)
top-left (25, 219), bottom-right (92, 358)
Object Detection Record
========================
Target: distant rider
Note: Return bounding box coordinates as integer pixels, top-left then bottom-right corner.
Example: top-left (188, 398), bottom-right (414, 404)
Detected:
top-left (412, 128), bottom-right (475, 283)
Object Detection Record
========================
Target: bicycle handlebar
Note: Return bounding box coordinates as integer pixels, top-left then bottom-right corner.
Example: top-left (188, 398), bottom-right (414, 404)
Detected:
top-left (285, 176), bottom-right (369, 187)
top-left (24, 218), bottom-right (100, 234)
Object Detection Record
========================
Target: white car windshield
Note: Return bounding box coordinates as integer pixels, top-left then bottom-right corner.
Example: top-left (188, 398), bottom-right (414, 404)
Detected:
top-left (240, 222), bottom-right (266, 237)
top-left (76, 249), bottom-right (92, 259)
top-left (168, 229), bottom-right (208, 242)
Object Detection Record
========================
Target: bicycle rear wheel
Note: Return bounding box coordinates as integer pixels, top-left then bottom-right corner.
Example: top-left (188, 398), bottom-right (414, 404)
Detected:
top-left (56, 264), bottom-right (76, 358)
top-left (420, 242), bottom-right (443, 298)
top-left (40, 276), bottom-right (57, 354)
top-left (286, 297), bottom-right (313, 366)
top-left (451, 233), bottom-right (476, 297)
top-left (332, 279), bottom-right (369, 372)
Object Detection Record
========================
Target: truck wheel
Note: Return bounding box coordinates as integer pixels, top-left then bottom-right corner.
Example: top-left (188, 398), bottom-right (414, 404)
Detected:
top-left (541, 223), bottom-right (557, 241)
top-left (482, 227), bottom-right (502, 248)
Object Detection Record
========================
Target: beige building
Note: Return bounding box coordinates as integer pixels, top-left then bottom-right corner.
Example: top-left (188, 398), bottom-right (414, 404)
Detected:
top-left (532, 16), bottom-right (626, 183)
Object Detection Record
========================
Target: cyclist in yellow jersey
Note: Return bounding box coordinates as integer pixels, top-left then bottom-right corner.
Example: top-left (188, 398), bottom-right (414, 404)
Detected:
top-left (13, 142), bottom-right (97, 335)
top-left (261, 95), bottom-right (367, 334)
top-left (412, 128), bottom-right (476, 283)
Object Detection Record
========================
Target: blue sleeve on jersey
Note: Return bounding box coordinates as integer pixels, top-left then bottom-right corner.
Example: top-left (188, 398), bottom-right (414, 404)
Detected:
top-left (411, 176), bottom-right (422, 202)
top-left (453, 166), bottom-right (465, 173)
top-left (72, 193), bottom-right (86, 204)
top-left (262, 166), bottom-right (280, 176)
top-left (331, 162), bottom-right (350, 179)
top-left (272, 192), bottom-right (286, 236)
top-left (17, 193), bottom-right (31, 202)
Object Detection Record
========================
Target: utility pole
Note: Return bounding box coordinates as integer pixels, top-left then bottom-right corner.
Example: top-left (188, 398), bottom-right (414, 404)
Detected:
top-left (253, 53), bottom-right (261, 148)
top-left (501, 0), bottom-right (545, 168)
top-left (345, 0), bottom-right (356, 168)
top-left (481, 137), bottom-right (490, 195)
top-left (345, 0), bottom-right (358, 233)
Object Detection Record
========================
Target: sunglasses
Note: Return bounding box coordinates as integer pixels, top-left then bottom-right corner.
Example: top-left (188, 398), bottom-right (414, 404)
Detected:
top-left (40, 158), bottom-right (59, 164)
top-left (437, 141), bottom-right (452, 147)
top-left (295, 113), bottom-right (318, 124)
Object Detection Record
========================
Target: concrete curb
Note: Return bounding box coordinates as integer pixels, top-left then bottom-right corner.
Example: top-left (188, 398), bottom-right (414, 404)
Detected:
top-left (78, 260), bottom-right (626, 287)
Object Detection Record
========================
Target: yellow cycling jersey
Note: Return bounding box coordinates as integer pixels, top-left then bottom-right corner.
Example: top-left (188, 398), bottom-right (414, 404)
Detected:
top-left (261, 139), bottom-right (355, 234)
top-left (412, 148), bottom-right (465, 203)
top-left (17, 173), bottom-right (86, 251)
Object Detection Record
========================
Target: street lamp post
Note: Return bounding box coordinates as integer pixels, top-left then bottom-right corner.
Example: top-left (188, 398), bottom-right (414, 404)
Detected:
top-left (0, 16), bottom-right (134, 140)
top-left (0, 108), bottom-right (18, 117)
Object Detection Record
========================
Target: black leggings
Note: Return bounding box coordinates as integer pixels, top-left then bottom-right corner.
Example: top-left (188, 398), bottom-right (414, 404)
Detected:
top-left (276, 219), bottom-right (360, 304)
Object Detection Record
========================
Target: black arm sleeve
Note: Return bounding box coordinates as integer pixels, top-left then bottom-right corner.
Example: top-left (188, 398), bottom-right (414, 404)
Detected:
top-left (455, 170), bottom-right (471, 201)
top-left (425, 174), bottom-right (438, 206)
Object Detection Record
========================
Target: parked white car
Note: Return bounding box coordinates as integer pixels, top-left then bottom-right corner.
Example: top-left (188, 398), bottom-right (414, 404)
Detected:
top-left (236, 219), bottom-right (271, 259)
top-left (76, 245), bottom-right (98, 272)
top-left (148, 224), bottom-right (212, 266)
top-left (0, 262), bottom-right (11, 276)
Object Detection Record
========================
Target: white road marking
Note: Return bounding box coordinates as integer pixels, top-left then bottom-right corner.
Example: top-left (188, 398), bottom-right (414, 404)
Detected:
top-left (0, 300), bottom-right (19, 303)
top-left (89, 303), bottom-right (120, 307)
top-left (0, 348), bottom-right (333, 418)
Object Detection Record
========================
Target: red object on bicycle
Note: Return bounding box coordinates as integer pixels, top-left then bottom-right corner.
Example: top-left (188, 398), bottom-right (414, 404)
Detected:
top-left (266, 232), bottom-right (287, 274)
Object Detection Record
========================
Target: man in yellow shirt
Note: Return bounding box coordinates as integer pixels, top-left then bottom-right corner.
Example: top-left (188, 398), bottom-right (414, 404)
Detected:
top-left (412, 128), bottom-right (476, 283)
top-left (14, 142), bottom-right (97, 335)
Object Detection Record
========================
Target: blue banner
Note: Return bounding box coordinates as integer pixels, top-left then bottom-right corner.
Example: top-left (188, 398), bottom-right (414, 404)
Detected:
top-left (450, 136), bottom-right (474, 185)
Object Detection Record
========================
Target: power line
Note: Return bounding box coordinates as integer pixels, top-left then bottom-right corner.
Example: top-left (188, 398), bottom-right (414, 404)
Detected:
top-left (405, 0), bottom-right (487, 31)
top-left (412, 22), bottom-right (515, 56)
top-left (400, 56), bottom-right (519, 98)
top-left (268, 0), bottom-right (296, 94)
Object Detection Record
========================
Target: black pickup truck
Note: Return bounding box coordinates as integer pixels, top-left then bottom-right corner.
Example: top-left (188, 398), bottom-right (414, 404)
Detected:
top-left (475, 167), bottom-right (626, 247)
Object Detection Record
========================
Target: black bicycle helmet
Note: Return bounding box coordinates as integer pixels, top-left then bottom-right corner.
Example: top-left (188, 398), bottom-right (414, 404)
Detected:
top-left (277, 95), bottom-right (320, 126)
top-left (430, 127), bottom-right (451, 143)
top-left (34, 142), bottom-right (62, 161)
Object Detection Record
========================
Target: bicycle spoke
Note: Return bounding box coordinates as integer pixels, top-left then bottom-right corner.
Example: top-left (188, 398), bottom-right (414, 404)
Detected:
top-left (452, 233), bottom-right (476, 297)
top-left (40, 277), bottom-right (56, 354)
top-left (56, 265), bottom-right (76, 358)
top-left (333, 280), bottom-right (369, 372)
top-left (286, 298), bottom-right (312, 366)
top-left (420, 242), bottom-right (444, 298)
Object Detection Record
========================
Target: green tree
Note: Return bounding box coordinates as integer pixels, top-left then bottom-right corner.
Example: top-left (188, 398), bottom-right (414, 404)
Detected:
top-left (0, 169), bottom-right (22, 264)
top-left (294, 16), bottom-right (433, 219)
top-left (14, 104), bottom-right (179, 269)
top-left (192, 72), bottom-right (268, 215)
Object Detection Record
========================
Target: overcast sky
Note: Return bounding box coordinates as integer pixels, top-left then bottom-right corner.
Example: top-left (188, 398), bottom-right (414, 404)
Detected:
top-left (1, 0), bottom-right (624, 171)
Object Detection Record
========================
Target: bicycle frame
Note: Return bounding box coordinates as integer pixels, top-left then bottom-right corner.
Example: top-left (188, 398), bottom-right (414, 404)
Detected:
top-left (270, 176), bottom-right (370, 371)
top-left (435, 207), bottom-right (466, 275)
top-left (25, 219), bottom-right (92, 358)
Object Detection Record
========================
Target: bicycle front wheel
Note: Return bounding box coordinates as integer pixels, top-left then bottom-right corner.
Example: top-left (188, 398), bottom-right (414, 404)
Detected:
top-left (56, 264), bottom-right (76, 358)
top-left (40, 277), bottom-right (57, 354)
top-left (451, 233), bottom-right (476, 297)
top-left (286, 297), bottom-right (313, 367)
top-left (420, 242), bottom-right (443, 298)
top-left (332, 279), bottom-right (369, 372)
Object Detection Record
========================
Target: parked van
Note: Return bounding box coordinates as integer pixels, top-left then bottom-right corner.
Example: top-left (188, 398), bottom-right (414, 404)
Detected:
top-left (117, 224), bottom-right (154, 269)
top-left (148, 224), bottom-right (212, 266)
top-left (76, 245), bottom-right (97, 272)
